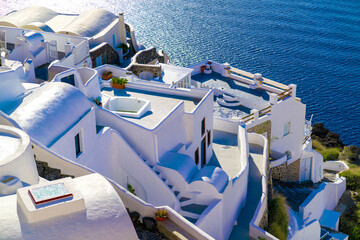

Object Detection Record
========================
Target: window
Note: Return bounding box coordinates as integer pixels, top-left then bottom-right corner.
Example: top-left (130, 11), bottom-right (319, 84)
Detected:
top-left (207, 130), bottom-right (211, 147)
top-left (75, 133), bottom-right (82, 157)
top-left (112, 34), bottom-right (116, 47)
top-left (61, 74), bottom-right (75, 86)
top-left (283, 122), bottom-right (291, 137)
top-left (201, 117), bottom-right (206, 136)
top-left (195, 148), bottom-right (199, 165)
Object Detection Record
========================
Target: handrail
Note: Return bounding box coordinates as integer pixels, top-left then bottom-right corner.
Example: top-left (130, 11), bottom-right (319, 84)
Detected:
top-left (229, 67), bottom-right (289, 91)
top-left (241, 105), bottom-right (272, 123)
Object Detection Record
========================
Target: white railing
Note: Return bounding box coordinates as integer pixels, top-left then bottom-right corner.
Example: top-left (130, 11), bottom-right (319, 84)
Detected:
top-left (74, 40), bottom-right (89, 65)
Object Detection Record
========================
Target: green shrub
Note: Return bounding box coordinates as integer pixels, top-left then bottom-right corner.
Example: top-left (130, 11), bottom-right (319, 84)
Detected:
top-left (321, 148), bottom-right (341, 161)
top-left (268, 195), bottom-right (289, 240)
top-left (339, 204), bottom-right (360, 240)
top-left (339, 166), bottom-right (360, 192)
top-left (312, 139), bottom-right (325, 151)
top-left (339, 145), bottom-right (360, 163)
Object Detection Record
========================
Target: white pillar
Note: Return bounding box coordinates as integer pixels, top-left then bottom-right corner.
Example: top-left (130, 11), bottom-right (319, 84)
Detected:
top-left (118, 12), bottom-right (127, 45)
top-left (289, 84), bottom-right (297, 99)
top-left (269, 93), bottom-right (278, 105)
top-left (64, 41), bottom-right (75, 57)
top-left (251, 109), bottom-right (259, 121)
top-left (222, 62), bottom-right (230, 77)
top-left (0, 51), bottom-right (5, 66)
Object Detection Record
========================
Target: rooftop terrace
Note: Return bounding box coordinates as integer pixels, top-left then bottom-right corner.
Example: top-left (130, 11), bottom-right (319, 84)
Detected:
top-left (102, 87), bottom-right (201, 129)
top-left (192, 72), bottom-right (270, 119)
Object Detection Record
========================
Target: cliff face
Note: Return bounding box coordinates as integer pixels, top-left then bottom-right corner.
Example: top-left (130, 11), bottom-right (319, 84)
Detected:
top-left (311, 123), bottom-right (344, 148)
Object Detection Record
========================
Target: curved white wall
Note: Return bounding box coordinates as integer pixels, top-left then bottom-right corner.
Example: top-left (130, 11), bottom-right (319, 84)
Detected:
top-left (0, 63), bottom-right (26, 103)
top-left (0, 125), bottom-right (38, 185)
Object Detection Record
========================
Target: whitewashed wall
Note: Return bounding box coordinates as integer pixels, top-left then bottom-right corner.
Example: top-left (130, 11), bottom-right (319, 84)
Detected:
top-left (31, 138), bottom-right (213, 240)
top-left (299, 177), bottom-right (346, 224)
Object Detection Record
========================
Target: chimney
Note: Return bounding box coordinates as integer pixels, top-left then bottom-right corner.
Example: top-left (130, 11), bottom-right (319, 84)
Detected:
top-left (118, 12), bottom-right (127, 45)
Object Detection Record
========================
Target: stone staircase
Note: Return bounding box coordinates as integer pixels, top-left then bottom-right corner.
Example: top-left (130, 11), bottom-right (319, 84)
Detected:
top-left (216, 94), bottom-right (241, 107)
top-left (273, 184), bottom-right (314, 212)
top-left (145, 159), bottom-right (209, 225)
top-left (35, 160), bottom-right (74, 181)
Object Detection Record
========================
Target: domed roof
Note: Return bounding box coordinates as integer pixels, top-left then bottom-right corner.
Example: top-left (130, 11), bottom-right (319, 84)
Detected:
top-left (0, 6), bottom-right (57, 28)
top-left (21, 22), bottom-right (54, 33)
top-left (6, 82), bottom-right (91, 147)
top-left (57, 9), bottom-right (117, 37)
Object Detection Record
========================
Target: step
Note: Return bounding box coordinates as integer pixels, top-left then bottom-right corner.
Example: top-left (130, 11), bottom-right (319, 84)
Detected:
top-left (174, 191), bottom-right (180, 197)
top-left (180, 199), bottom-right (193, 207)
top-left (155, 171), bottom-right (160, 175)
top-left (179, 197), bottom-right (191, 202)
top-left (184, 216), bottom-right (198, 224)
top-left (167, 185), bottom-right (173, 189)
top-left (181, 204), bottom-right (208, 216)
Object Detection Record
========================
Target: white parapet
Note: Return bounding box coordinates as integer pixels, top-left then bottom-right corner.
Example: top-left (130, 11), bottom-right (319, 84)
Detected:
top-left (0, 125), bottom-right (39, 187)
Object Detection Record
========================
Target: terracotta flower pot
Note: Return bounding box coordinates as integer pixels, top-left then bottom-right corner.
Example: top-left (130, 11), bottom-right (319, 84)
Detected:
top-left (156, 216), bottom-right (167, 221)
top-left (111, 83), bottom-right (125, 89)
top-left (102, 73), bottom-right (112, 80)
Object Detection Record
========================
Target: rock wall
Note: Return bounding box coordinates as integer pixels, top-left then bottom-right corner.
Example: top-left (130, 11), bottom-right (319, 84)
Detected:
top-left (90, 43), bottom-right (120, 67)
top-left (272, 159), bottom-right (300, 182)
top-left (127, 64), bottom-right (162, 78)
top-left (132, 47), bottom-right (169, 64)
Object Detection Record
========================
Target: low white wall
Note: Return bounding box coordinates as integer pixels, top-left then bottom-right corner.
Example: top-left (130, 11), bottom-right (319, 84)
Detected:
top-left (197, 123), bottom-right (249, 240)
top-left (248, 133), bottom-right (273, 240)
top-left (323, 161), bottom-right (349, 173)
top-left (95, 106), bottom-right (157, 164)
top-left (299, 177), bottom-right (346, 224)
top-left (0, 125), bottom-right (38, 185)
top-left (94, 128), bottom-right (180, 211)
top-left (290, 219), bottom-right (321, 240)
top-left (31, 138), bottom-right (213, 240)
top-left (196, 199), bottom-right (223, 238)
top-left (270, 154), bottom-right (287, 168)
top-left (213, 117), bottom-right (239, 134)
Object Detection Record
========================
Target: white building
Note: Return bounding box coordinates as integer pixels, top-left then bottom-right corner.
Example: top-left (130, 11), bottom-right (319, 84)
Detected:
top-left (0, 7), bottom-right (348, 240)
top-left (0, 6), bottom-right (141, 66)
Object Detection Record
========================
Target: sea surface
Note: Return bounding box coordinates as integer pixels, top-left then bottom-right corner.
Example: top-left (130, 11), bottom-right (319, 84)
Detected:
top-left (1, 0), bottom-right (359, 146)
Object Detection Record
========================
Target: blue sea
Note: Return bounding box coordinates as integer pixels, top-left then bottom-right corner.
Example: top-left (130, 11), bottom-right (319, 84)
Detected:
top-left (1, 0), bottom-right (360, 146)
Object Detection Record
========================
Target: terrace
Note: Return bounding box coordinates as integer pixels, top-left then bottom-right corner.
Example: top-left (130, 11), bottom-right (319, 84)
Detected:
top-left (192, 72), bottom-right (270, 120)
top-left (101, 87), bottom-right (201, 129)
top-left (190, 62), bottom-right (296, 124)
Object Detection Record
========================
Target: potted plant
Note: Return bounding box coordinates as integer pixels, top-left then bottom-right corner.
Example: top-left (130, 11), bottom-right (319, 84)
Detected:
top-left (102, 70), bottom-right (112, 80)
top-left (155, 209), bottom-right (167, 221)
top-left (127, 184), bottom-right (136, 195)
top-left (111, 77), bottom-right (128, 89)
top-left (92, 97), bottom-right (102, 107)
